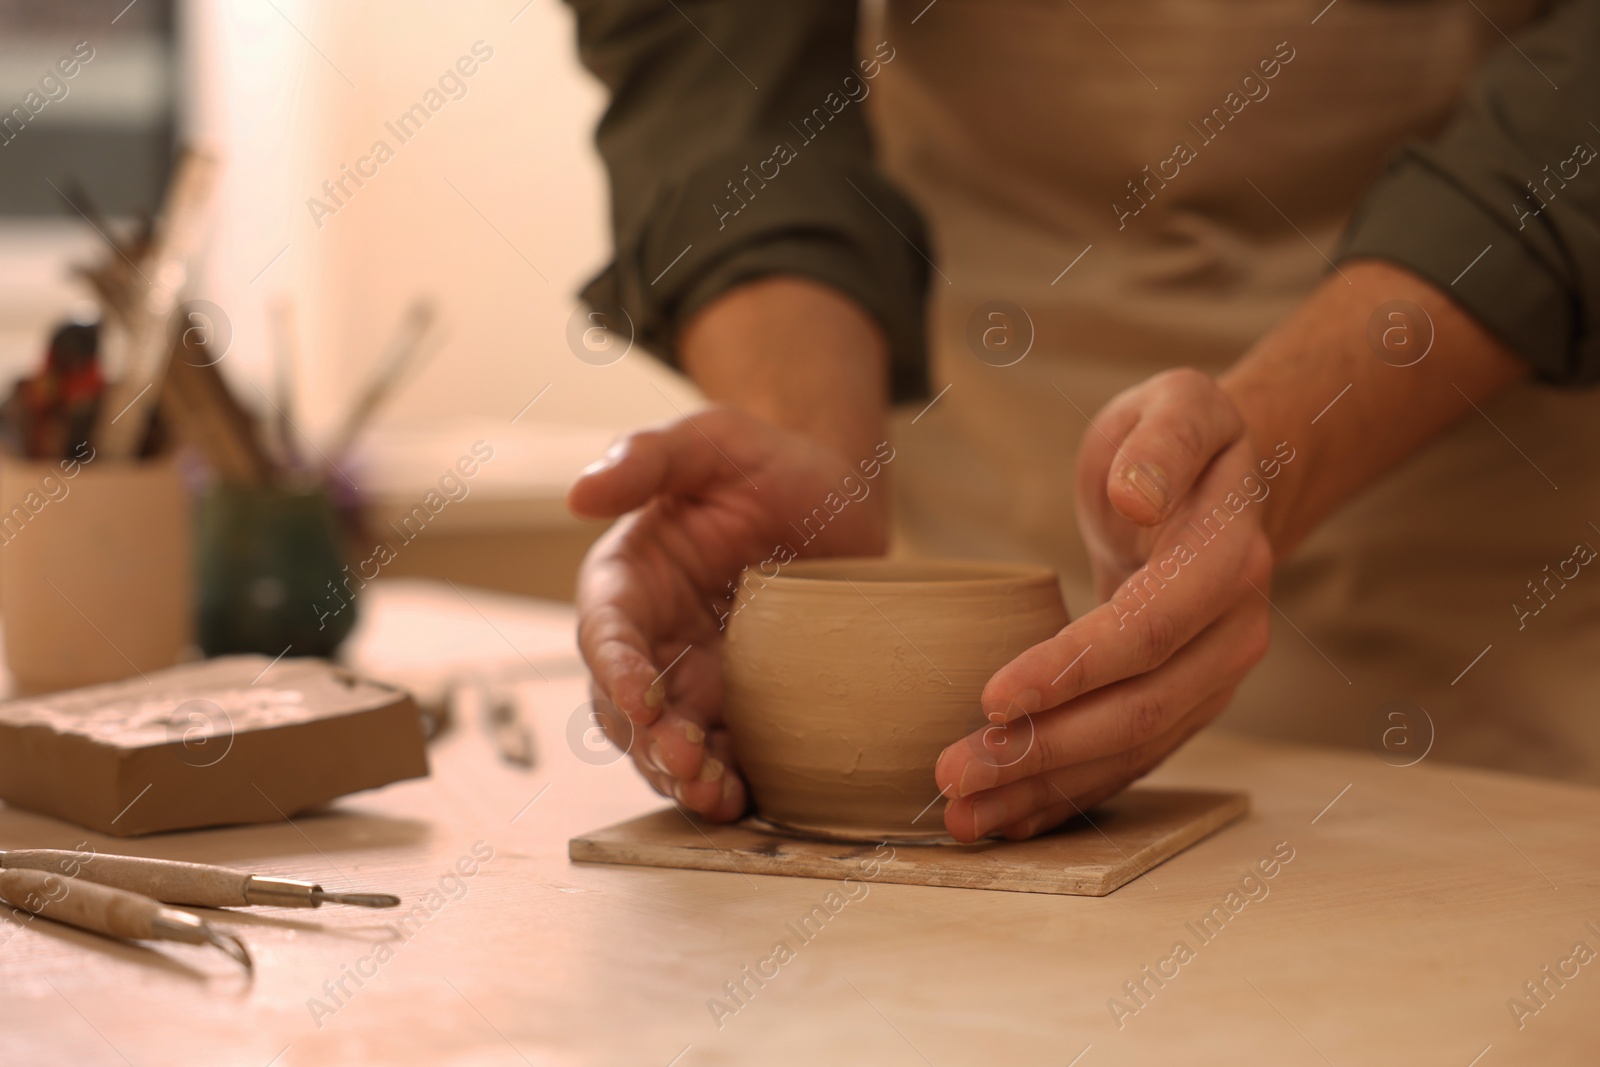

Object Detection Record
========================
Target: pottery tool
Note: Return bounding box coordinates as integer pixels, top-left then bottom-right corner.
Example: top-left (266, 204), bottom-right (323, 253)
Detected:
top-left (156, 326), bottom-right (277, 486)
top-left (486, 689), bottom-right (536, 769)
top-left (450, 680), bottom-right (537, 769)
top-left (0, 851), bottom-right (399, 910)
top-left (0, 868), bottom-right (253, 973)
top-left (324, 297), bottom-right (438, 462)
top-left (266, 295), bottom-right (306, 474)
top-left (91, 150), bottom-right (221, 459)
top-left (572, 787), bottom-right (1249, 897)
top-left (0, 656), bottom-right (429, 837)
top-left (60, 178), bottom-right (155, 324)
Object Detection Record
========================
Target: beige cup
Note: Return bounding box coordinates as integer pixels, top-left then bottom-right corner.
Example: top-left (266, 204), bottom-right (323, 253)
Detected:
top-left (0, 453), bottom-right (193, 695)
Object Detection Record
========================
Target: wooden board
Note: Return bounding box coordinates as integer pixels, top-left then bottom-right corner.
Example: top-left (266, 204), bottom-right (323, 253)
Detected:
top-left (570, 787), bottom-right (1248, 896)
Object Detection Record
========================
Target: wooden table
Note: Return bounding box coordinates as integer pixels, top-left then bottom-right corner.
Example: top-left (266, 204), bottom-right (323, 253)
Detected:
top-left (2, 595), bottom-right (1598, 1065)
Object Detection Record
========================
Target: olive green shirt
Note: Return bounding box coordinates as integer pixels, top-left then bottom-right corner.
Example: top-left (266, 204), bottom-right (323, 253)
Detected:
top-left (566, 0), bottom-right (1600, 398)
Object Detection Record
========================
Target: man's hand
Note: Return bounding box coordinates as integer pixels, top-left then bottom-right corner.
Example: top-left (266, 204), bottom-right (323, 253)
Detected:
top-left (569, 406), bottom-right (889, 820)
top-left (934, 370), bottom-right (1273, 842)
top-left (933, 259), bottom-right (1529, 842)
top-left (569, 276), bottom-right (891, 819)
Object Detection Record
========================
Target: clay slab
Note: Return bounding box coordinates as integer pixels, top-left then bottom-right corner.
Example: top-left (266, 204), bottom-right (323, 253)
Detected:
top-left (0, 656), bottom-right (429, 836)
top-left (570, 787), bottom-right (1248, 896)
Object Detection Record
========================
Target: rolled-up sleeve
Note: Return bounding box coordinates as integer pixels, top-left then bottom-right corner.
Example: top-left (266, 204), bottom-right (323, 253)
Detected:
top-left (1337, 0), bottom-right (1600, 384)
top-left (565, 0), bottom-right (931, 401)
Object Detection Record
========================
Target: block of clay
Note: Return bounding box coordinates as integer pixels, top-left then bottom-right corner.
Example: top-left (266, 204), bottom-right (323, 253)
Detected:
top-left (0, 656), bottom-right (429, 836)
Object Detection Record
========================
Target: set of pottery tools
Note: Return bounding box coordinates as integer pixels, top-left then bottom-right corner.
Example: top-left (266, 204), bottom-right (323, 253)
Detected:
top-left (0, 850), bottom-right (401, 973)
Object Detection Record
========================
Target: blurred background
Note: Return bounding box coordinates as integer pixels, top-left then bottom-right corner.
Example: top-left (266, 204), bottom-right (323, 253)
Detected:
top-left (0, 0), bottom-right (699, 613)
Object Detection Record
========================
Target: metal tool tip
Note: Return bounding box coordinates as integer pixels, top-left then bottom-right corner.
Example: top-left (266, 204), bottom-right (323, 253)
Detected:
top-left (311, 890), bottom-right (402, 909)
top-left (205, 928), bottom-right (254, 975)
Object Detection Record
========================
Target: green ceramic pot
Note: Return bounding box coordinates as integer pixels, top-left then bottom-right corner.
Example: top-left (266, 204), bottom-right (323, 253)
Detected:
top-left (196, 484), bottom-right (355, 657)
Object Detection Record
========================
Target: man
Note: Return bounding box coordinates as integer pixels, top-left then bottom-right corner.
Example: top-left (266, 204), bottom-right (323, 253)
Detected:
top-left (563, 0), bottom-right (1600, 842)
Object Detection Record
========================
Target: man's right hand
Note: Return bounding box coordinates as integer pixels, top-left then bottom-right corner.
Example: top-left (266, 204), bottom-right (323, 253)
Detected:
top-left (568, 405), bottom-right (890, 820)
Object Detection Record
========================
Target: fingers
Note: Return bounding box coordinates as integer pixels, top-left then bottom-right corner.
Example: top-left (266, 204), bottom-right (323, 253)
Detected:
top-left (628, 722), bottom-right (748, 821)
top-left (679, 729), bottom-right (748, 821)
top-left (943, 689), bottom-right (1231, 842)
top-left (940, 599), bottom-right (1268, 798)
top-left (574, 521), bottom-right (712, 727)
top-left (566, 406), bottom-right (774, 824)
top-left (567, 409), bottom-right (755, 520)
top-left (592, 660), bottom-right (748, 823)
top-left (1094, 369), bottom-right (1245, 526)
top-left (981, 522), bottom-right (1270, 723)
top-left (578, 598), bottom-right (666, 726)
top-left (993, 779), bottom-right (1127, 841)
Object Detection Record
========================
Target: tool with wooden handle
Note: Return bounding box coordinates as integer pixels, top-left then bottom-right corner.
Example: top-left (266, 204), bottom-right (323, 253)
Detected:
top-left (0, 868), bottom-right (252, 973)
top-left (93, 150), bottom-right (221, 459)
top-left (0, 851), bottom-right (400, 910)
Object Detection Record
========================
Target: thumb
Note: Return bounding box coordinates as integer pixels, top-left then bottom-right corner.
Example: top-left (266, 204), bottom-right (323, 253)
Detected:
top-left (1104, 370), bottom-right (1244, 525)
top-left (567, 410), bottom-right (752, 519)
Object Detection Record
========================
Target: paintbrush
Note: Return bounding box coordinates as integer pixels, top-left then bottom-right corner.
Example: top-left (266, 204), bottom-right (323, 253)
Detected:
top-left (266, 294), bottom-right (306, 475)
top-left (155, 326), bottom-right (276, 486)
top-left (324, 297), bottom-right (438, 463)
top-left (92, 149), bottom-right (221, 459)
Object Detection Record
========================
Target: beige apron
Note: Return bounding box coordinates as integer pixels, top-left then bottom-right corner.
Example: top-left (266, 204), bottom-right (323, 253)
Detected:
top-left (869, 0), bottom-right (1600, 781)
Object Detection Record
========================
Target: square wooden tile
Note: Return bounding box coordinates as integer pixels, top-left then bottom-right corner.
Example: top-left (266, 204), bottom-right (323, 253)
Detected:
top-left (570, 787), bottom-right (1248, 896)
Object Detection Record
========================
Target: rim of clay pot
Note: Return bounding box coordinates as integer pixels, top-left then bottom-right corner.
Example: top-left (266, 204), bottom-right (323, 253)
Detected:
top-left (760, 557), bottom-right (1058, 588)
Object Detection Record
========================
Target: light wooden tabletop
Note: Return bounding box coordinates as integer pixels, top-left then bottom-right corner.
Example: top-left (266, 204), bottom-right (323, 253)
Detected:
top-left (2, 598), bottom-right (1598, 1066)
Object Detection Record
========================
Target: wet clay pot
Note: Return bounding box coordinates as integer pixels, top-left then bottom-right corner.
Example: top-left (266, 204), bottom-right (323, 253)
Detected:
top-left (721, 558), bottom-right (1069, 842)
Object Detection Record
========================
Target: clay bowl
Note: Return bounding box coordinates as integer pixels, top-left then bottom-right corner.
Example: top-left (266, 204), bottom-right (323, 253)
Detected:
top-left (721, 558), bottom-right (1069, 843)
